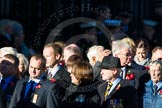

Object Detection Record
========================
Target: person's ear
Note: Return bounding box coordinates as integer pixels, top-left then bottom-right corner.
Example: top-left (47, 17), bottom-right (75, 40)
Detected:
top-left (92, 56), bottom-right (96, 62)
top-left (114, 54), bottom-right (118, 57)
top-left (56, 54), bottom-right (61, 60)
top-left (113, 68), bottom-right (118, 75)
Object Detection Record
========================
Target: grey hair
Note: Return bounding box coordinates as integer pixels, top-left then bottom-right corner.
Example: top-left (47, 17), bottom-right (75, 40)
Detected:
top-left (112, 40), bottom-right (131, 56)
top-left (0, 47), bottom-right (18, 57)
top-left (87, 45), bottom-right (104, 64)
top-left (149, 60), bottom-right (162, 72)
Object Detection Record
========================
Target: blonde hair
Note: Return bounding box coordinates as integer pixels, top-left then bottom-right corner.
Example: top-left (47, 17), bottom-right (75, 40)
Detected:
top-left (17, 53), bottom-right (29, 73)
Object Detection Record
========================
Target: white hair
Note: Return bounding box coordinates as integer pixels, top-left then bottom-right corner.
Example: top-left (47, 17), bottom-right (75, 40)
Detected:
top-left (0, 47), bottom-right (18, 57)
top-left (112, 40), bottom-right (131, 56)
top-left (87, 45), bottom-right (104, 65)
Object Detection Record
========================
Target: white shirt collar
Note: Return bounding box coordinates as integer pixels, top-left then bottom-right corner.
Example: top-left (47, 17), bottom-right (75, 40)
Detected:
top-left (29, 78), bottom-right (40, 83)
top-left (48, 66), bottom-right (61, 77)
top-left (109, 78), bottom-right (121, 95)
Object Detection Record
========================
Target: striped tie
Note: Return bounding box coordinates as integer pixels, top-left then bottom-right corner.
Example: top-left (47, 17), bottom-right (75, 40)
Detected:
top-left (104, 81), bottom-right (113, 100)
top-left (47, 72), bottom-right (53, 79)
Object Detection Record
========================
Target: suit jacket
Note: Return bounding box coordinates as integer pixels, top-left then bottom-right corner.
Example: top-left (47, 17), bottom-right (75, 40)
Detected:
top-left (0, 88), bottom-right (5, 108)
top-left (45, 66), bottom-right (71, 84)
top-left (98, 79), bottom-right (139, 108)
top-left (123, 65), bottom-right (149, 89)
top-left (93, 61), bottom-right (102, 81)
top-left (0, 75), bottom-right (19, 108)
top-left (129, 61), bottom-right (145, 71)
top-left (9, 77), bottom-right (60, 108)
top-left (45, 66), bottom-right (71, 98)
top-left (53, 67), bottom-right (71, 84)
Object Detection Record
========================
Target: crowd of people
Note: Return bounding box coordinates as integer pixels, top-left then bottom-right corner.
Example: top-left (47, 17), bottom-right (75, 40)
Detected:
top-left (0, 38), bottom-right (161, 108)
top-left (1, 3), bottom-right (162, 108)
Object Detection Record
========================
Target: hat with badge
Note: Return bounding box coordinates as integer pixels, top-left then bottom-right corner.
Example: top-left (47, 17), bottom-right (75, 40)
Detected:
top-left (99, 56), bottom-right (122, 69)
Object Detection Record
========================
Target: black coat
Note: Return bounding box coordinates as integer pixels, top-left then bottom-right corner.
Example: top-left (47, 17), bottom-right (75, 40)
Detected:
top-left (45, 66), bottom-right (71, 100)
top-left (53, 67), bottom-right (71, 84)
top-left (123, 65), bottom-right (149, 89)
top-left (9, 77), bottom-right (60, 108)
top-left (45, 66), bottom-right (71, 85)
top-left (60, 82), bottom-right (101, 108)
top-left (98, 79), bottom-right (139, 108)
top-left (93, 61), bottom-right (102, 81)
top-left (0, 88), bottom-right (5, 108)
top-left (0, 75), bottom-right (19, 108)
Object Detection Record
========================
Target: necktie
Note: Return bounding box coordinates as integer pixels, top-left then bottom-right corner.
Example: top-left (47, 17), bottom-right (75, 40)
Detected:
top-left (0, 79), bottom-right (5, 90)
top-left (24, 81), bottom-right (35, 100)
top-left (104, 81), bottom-right (113, 100)
top-left (153, 84), bottom-right (158, 95)
top-left (47, 72), bottom-right (53, 79)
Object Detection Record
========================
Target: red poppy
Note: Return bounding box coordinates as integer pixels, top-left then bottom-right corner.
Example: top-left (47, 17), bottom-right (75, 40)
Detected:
top-left (144, 66), bottom-right (150, 70)
top-left (116, 84), bottom-right (121, 90)
top-left (126, 75), bottom-right (130, 80)
top-left (159, 90), bottom-right (162, 95)
top-left (126, 73), bottom-right (135, 80)
top-left (35, 84), bottom-right (41, 89)
top-left (59, 60), bottom-right (65, 66)
top-left (50, 78), bottom-right (56, 83)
